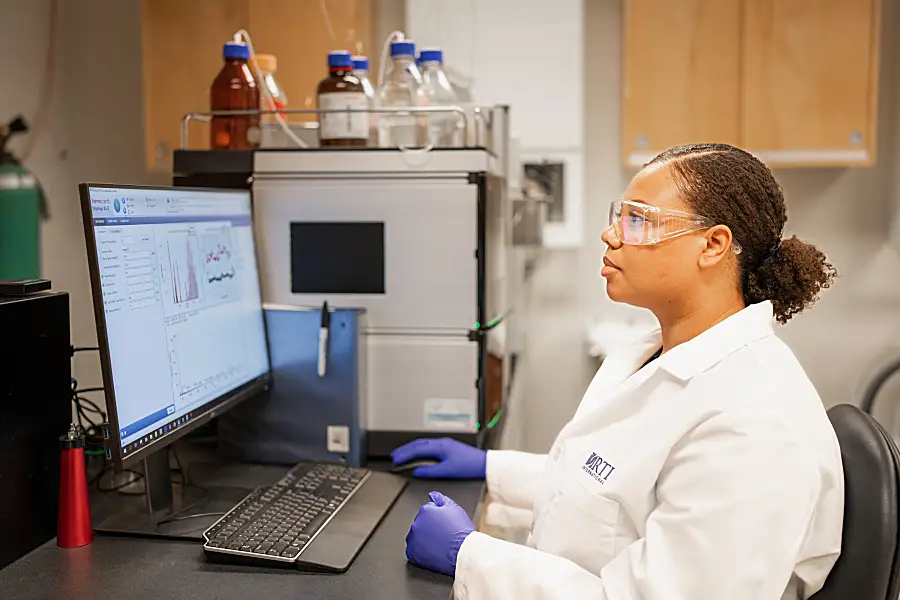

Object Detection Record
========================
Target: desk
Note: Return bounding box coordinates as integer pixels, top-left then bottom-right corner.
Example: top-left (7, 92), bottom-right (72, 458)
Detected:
top-left (0, 454), bottom-right (485, 600)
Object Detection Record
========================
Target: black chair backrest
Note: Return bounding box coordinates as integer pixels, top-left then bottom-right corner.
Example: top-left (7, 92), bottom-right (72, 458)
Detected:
top-left (811, 404), bottom-right (900, 600)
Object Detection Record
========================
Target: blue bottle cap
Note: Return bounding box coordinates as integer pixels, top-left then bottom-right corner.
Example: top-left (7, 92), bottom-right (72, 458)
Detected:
top-left (328, 50), bottom-right (353, 68)
top-left (223, 42), bottom-right (250, 61)
top-left (390, 40), bottom-right (416, 58)
top-left (419, 48), bottom-right (443, 64)
top-left (352, 56), bottom-right (370, 71)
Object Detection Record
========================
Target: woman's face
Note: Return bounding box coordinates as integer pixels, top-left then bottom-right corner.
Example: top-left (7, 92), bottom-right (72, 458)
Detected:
top-left (600, 162), bottom-right (712, 312)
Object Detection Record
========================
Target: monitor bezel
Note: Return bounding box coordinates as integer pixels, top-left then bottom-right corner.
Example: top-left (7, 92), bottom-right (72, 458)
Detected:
top-left (79, 182), bottom-right (272, 470)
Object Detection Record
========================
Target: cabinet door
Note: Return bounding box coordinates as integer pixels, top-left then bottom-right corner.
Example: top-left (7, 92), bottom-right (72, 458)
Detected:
top-left (622, 0), bottom-right (742, 166)
top-left (141, 0), bottom-right (373, 172)
top-left (741, 0), bottom-right (881, 166)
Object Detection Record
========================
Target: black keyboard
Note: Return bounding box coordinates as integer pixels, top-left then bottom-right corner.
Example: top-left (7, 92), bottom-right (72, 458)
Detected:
top-left (202, 462), bottom-right (406, 572)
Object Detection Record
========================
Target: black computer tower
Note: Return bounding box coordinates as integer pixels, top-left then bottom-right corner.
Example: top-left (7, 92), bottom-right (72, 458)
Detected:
top-left (0, 291), bottom-right (71, 568)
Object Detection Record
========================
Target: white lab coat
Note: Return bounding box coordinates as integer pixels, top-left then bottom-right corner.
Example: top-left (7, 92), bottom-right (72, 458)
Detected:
top-left (454, 301), bottom-right (844, 600)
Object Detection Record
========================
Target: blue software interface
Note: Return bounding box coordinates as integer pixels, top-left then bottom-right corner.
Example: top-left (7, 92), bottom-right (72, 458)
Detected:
top-left (87, 186), bottom-right (269, 455)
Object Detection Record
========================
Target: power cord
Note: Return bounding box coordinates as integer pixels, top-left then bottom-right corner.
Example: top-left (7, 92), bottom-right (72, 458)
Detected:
top-left (96, 469), bottom-right (145, 495)
top-left (70, 378), bottom-right (106, 448)
top-left (157, 511), bottom-right (226, 525)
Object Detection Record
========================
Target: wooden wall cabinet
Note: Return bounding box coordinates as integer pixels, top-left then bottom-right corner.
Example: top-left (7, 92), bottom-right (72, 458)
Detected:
top-left (623, 0), bottom-right (882, 168)
top-left (141, 0), bottom-right (373, 171)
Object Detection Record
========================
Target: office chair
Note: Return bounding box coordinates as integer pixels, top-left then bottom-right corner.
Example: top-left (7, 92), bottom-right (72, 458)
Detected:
top-left (810, 404), bottom-right (900, 600)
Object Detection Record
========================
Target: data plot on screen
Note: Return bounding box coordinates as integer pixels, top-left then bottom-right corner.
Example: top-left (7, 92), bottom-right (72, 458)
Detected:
top-left (201, 225), bottom-right (238, 305)
top-left (157, 227), bottom-right (203, 314)
top-left (166, 313), bottom-right (244, 402)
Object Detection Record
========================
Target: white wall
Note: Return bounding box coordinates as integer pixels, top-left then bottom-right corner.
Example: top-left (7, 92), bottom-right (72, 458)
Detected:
top-left (1, 0), bottom-right (160, 401)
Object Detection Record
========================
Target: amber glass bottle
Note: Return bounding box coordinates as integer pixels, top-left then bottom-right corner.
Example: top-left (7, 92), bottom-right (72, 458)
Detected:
top-left (210, 41), bottom-right (260, 150)
top-left (317, 50), bottom-right (368, 147)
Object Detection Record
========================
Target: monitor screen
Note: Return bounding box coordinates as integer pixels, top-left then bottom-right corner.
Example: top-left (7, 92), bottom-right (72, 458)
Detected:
top-left (82, 185), bottom-right (270, 462)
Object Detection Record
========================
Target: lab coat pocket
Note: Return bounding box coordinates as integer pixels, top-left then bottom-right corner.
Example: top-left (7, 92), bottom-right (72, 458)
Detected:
top-left (532, 475), bottom-right (620, 576)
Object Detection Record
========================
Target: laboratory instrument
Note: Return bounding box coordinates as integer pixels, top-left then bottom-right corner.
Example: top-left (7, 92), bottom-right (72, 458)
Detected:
top-left (219, 306), bottom-right (370, 467)
top-left (251, 143), bottom-right (511, 455)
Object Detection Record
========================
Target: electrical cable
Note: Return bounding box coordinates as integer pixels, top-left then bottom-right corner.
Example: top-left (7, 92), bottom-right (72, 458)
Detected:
top-left (96, 469), bottom-right (145, 494)
top-left (76, 386), bottom-right (104, 394)
top-left (77, 395), bottom-right (104, 415)
top-left (157, 512), bottom-right (226, 525)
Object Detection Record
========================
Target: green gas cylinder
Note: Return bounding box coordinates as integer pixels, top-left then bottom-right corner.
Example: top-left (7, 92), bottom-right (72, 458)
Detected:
top-left (0, 163), bottom-right (41, 279)
top-left (0, 115), bottom-right (43, 280)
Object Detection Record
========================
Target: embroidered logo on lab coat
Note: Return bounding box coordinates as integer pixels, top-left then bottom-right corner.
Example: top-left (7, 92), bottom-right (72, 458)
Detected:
top-left (582, 452), bottom-right (615, 484)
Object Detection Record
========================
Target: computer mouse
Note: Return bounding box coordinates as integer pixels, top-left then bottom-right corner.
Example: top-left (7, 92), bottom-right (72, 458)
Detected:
top-left (391, 458), bottom-right (440, 473)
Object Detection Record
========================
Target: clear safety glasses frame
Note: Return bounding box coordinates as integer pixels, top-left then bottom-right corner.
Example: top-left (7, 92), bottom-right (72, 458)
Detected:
top-left (607, 199), bottom-right (742, 254)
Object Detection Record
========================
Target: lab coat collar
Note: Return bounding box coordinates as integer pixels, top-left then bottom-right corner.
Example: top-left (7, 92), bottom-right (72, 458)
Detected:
top-left (650, 301), bottom-right (776, 381)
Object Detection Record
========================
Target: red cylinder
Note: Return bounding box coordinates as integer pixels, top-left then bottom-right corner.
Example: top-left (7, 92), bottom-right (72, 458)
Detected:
top-left (58, 426), bottom-right (93, 548)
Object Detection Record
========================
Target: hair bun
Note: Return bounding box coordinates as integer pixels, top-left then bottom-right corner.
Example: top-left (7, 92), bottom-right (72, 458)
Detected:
top-left (746, 235), bottom-right (836, 323)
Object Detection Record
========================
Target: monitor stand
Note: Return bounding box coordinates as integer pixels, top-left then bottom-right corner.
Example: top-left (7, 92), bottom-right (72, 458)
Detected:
top-left (94, 450), bottom-right (253, 541)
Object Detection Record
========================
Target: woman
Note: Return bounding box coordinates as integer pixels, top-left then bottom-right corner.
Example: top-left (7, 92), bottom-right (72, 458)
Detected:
top-left (393, 143), bottom-right (844, 600)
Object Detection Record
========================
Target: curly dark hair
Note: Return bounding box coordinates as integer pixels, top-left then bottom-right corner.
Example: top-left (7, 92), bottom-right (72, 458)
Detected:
top-left (648, 143), bottom-right (837, 324)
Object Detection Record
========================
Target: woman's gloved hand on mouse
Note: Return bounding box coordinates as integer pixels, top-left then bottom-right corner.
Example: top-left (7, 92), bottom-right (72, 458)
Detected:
top-left (390, 438), bottom-right (487, 479)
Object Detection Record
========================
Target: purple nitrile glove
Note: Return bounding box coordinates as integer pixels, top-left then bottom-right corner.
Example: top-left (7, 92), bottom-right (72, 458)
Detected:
top-left (391, 438), bottom-right (487, 479)
top-left (405, 491), bottom-right (475, 576)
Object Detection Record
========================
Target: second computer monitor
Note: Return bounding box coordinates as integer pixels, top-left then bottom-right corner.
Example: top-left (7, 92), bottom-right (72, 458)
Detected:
top-left (80, 184), bottom-right (271, 469)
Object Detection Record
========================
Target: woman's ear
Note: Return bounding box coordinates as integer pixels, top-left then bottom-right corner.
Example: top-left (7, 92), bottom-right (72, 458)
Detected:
top-left (699, 225), bottom-right (734, 269)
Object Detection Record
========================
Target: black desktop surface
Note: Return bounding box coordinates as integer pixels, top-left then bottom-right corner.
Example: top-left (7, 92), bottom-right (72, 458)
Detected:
top-left (0, 444), bottom-right (486, 600)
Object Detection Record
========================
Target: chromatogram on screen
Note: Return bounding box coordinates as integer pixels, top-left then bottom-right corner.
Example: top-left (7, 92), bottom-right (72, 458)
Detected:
top-left (167, 232), bottom-right (201, 304)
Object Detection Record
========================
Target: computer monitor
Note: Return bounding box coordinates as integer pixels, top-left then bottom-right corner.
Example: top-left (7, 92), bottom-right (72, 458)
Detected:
top-left (79, 183), bottom-right (271, 538)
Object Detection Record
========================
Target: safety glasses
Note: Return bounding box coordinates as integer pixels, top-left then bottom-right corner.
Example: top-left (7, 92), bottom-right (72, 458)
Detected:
top-left (607, 199), bottom-right (742, 253)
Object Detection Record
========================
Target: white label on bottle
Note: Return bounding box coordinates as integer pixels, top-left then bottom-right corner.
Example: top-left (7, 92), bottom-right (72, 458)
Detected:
top-left (424, 398), bottom-right (476, 432)
top-left (319, 92), bottom-right (369, 140)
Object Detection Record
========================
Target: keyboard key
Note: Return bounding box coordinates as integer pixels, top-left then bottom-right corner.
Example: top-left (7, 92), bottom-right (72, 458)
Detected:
top-left (282, 547), bottom-right (301, 558)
